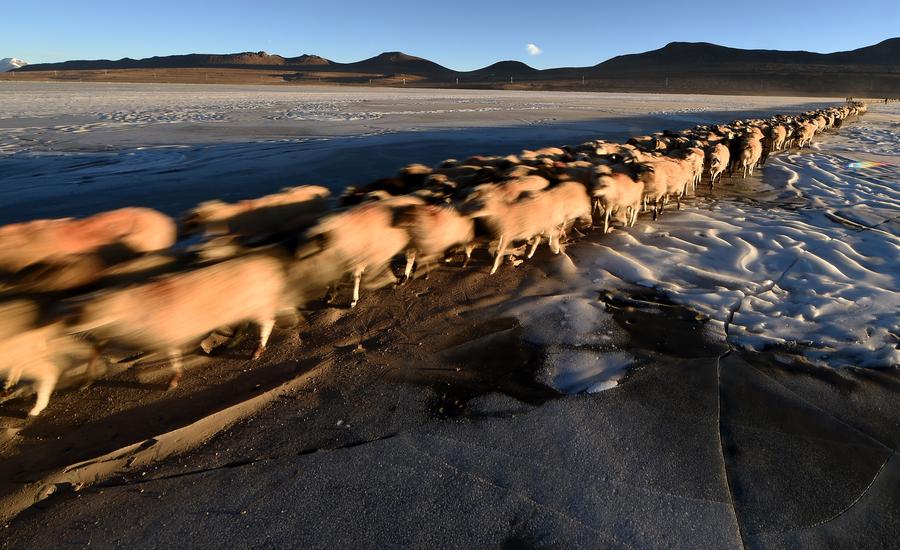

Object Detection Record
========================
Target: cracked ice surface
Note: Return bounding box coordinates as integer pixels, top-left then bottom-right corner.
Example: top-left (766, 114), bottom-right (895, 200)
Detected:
top-left (580, 105), bottom-right (900, 368)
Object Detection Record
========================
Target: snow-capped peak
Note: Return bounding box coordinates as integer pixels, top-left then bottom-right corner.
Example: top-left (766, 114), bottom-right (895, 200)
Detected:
top-left (0, 58), bottom-right (28, 72)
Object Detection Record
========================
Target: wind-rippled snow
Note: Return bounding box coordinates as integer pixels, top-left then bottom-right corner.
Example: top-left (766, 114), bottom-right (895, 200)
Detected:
top-left (577, 104), bottom-right (899, 368)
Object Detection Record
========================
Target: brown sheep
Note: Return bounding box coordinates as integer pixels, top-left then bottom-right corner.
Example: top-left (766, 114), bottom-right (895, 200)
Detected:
top-left (70, 254), bottom-right (291, 389)
top-left (0, 208), bottom-right (176, 275)
top-left (395, 204), bottom-right (475, 281)
top-left (306, 197), bottom-right (421, 307)
top-left (592, 170), bottom-right (645, 233)
top-left (796, 122), bottom-right (817, 149)
top-left (465, 182), bottom-right (590, 274)
top-left (736, 132), bottom-right (764, 177)
top-left (708, 143), bottom-right (730, 187)
top-left (183, 185), bottom-right (330, 237)
top-left (1, 300), bottom-right (89, 416)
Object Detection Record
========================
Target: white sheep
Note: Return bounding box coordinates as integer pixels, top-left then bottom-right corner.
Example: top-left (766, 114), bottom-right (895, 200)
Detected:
top-left (395, 204), bottom-right (475, 281)
top-left (592, 169), bottom-right (645, 233)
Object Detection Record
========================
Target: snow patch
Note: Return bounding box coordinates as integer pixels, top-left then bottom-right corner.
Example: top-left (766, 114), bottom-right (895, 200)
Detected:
top-left (577, 105), bottom-right (900, 368)
top-left (0, 58), bottom-right (27, 72)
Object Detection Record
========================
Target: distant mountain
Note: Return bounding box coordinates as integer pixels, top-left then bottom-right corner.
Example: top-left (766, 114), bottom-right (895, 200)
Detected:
top-left (0, 58), bottom-right (27, 72)
top-left (594, 38), bottom-right (900, 71)
top-left (10, 39), bottom-right (900, 95)
top-left (17, 51), bottom-right (332, 71)
top-left (465, 61), bottom-right (539, 79)
top-left (290, 54), bottom-right (330, 66)
top-left (340, 51), bottom-right (453, 76)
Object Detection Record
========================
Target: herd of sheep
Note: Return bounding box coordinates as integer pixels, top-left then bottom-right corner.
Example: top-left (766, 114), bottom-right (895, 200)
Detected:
top-left (0, 101), bottom-right (868, 417)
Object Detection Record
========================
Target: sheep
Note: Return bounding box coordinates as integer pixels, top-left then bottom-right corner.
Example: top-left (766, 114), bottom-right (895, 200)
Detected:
top-left (736, 132), bottom-right (764, 177)
top-left (5, 247), bottom-right (187, 295)
top-left (431, 164), bottom-right (496, 189)
top-left (503, 164), bottom-right (538, 179)
top-left (544, 181), bottom-right (593, 237)
top-left (183, 185), bottom-right (330, 237)
top-left (661, 157), bottom-right (694, 207)
top-left (464, 182), bottom-right (589, 274)
top-left (459, 175), bottom-right (549, 207)
top-left (398, 163), bottom-right (432, 180)
top-left (771, 124), bottom-right (788, 151)
top-left (627, 135), bottom-right (666, 152)
top-left (796, 122), bottom-right (817, 149)
top-left (70, 254), bottom-right (292, 390)
top-left (1, 322), bottom-right (69, 416)
top-left (0, 208), bottom-right (176, 275)
top-left (496, 175), bottom-right (551, 200)
top-left (557, 162), bottom-right (597, 186)
top-left (518, 182), bottom-right (592, 261)
top-left (461, 155), bottom-right (519, 169)
top-left (814, 115), bottom-right (828, 133)
top-left (0, 300), bottom-right (89, 416)
top-left (708, 143), bottom-right (730, 187)
top-left (519, 147), bottom-right (567, 162)
top-left (678, 147), bottom-right (705, 192)
top-left (592, 169), bottom-right (645, 233)
top-left (634, 162), bottom-right (669, 220)
top-left (637, 157), bottom-right (691, 213)
top-left (395, 204), bottom-right (475, 282)
top-left (305, 197), bottom-right (421, 307)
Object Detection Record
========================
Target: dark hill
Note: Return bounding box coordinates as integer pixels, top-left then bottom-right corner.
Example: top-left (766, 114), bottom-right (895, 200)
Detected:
top-left (339, 51), bottom-right (454, 76)
top-left (465, 61), bottom-right (539, 79)
top-left (18, 51), bottom-right (332, 71)
top-left (13, 40), bottom-right (899, 96)
top-left (595, 39), bottom-right (900, 72)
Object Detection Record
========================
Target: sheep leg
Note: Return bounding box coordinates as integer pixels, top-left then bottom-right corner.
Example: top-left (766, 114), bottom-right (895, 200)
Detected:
top-left (252, 318), bottom-right (275, 360)
top-left (27, 364), bottom-right (58, 417)
top-left (462, 243), bottom-right (475, 268)
top-left (423, 258), bottom-right (436, 280)
top-left (325, 283), bottom-right (338, 304)
top-left (550, 231), bottom-right (561, 254)
top-left (77, 344), bottom-right (106, 388)
top-left (527, 235), bottom-right (541, 259)
top-left (350, 266), bottom-right (365, 308)
top-left (603, 209), bottom-right (611, 234)
top-left (3, 365), bottom-right (23, 392)
top-left (490, 236), bottom-right (507, 275)
top-left (167, 349), bottom-right (183, 390)
top-left (402, 249), bottom-right (416, 284)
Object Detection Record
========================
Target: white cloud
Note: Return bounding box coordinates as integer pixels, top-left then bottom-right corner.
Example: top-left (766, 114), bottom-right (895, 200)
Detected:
top-left (526, 43), bottom-right (542, 56)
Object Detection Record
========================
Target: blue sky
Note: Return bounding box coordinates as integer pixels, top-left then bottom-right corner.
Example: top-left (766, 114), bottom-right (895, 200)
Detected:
top-left (4, 0), bottom-right (898, 69)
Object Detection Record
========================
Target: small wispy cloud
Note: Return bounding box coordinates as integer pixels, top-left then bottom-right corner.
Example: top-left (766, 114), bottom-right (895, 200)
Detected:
top-left (526, 43), bottom-right (542, 56)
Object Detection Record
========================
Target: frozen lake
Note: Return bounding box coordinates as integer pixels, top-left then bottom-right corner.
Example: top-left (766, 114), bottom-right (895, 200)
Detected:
top-left (0, 82), bottom-right (837, 223)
